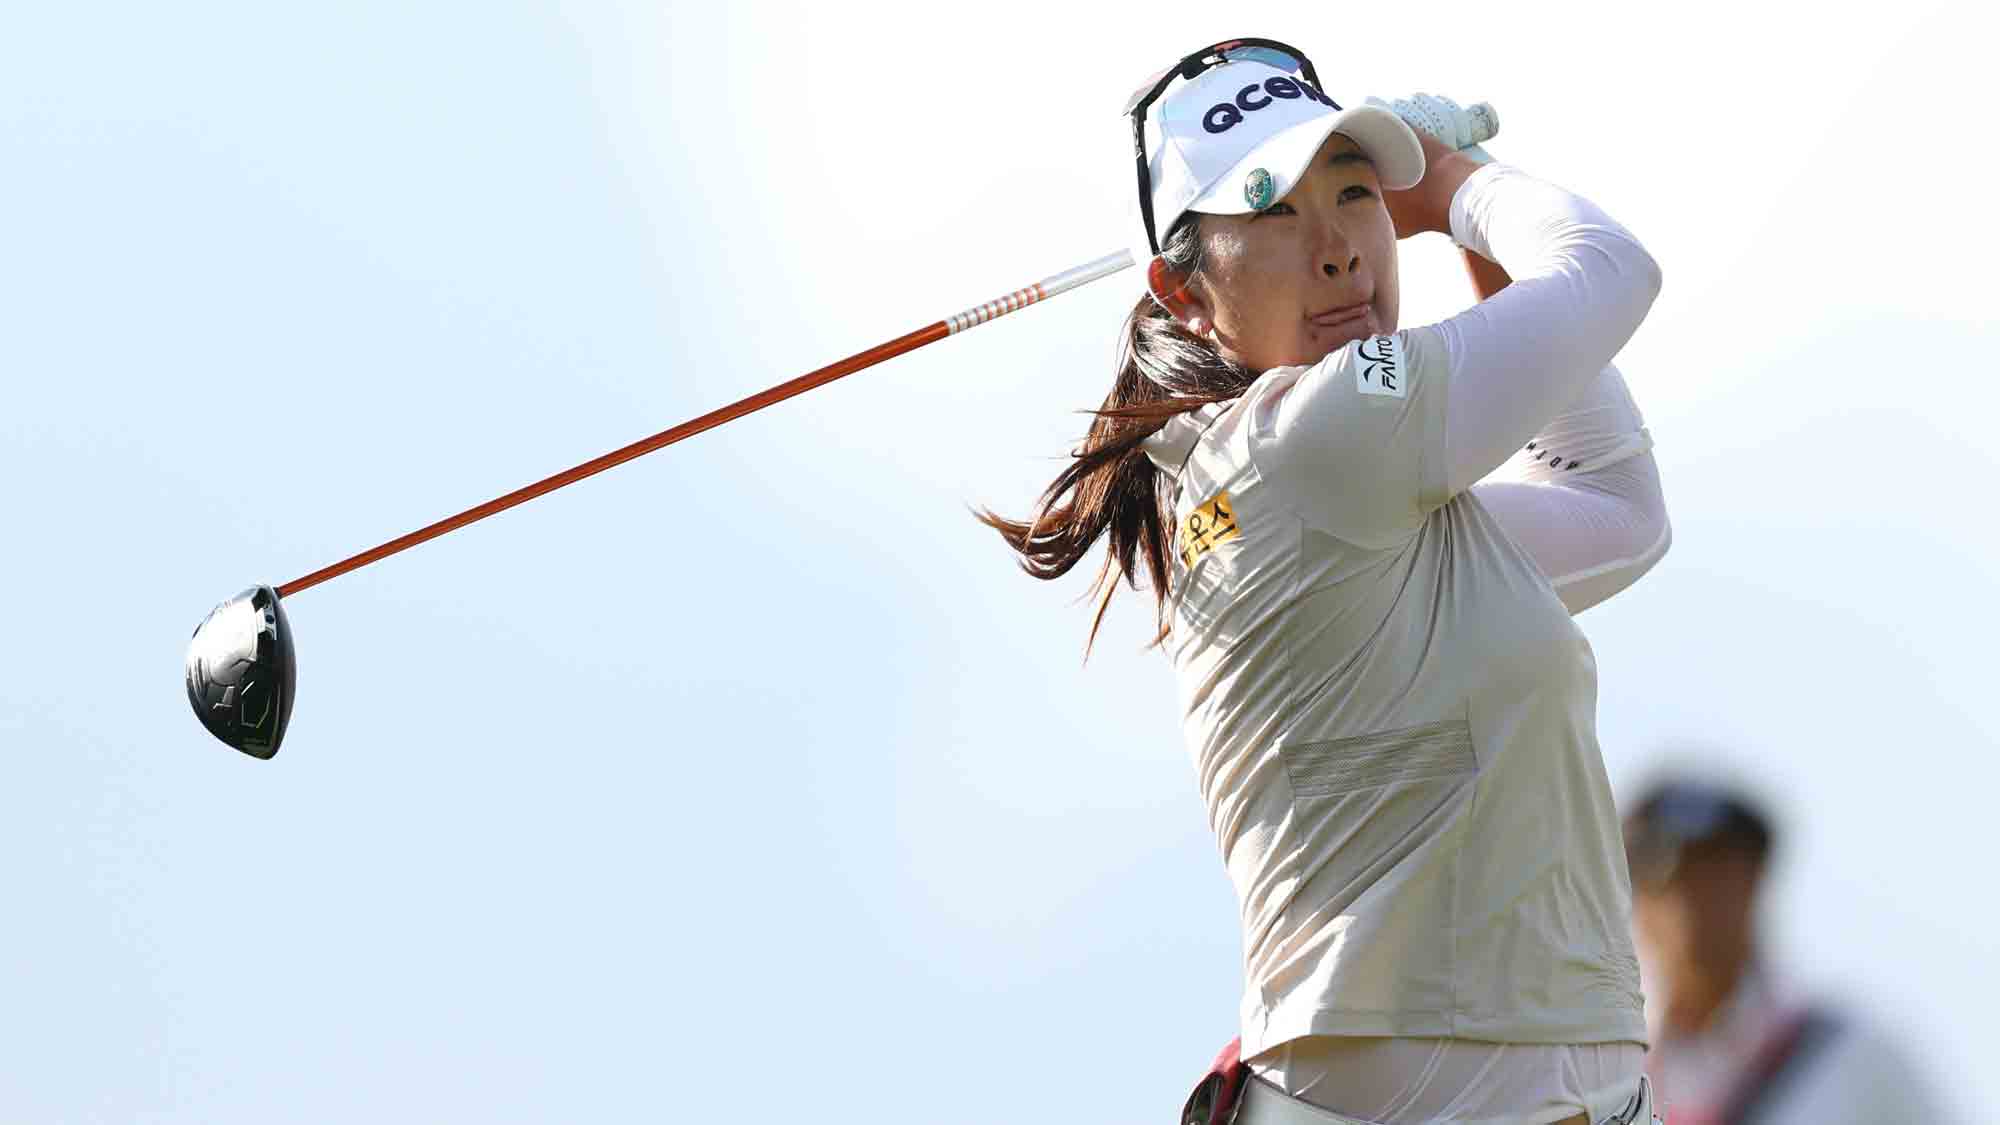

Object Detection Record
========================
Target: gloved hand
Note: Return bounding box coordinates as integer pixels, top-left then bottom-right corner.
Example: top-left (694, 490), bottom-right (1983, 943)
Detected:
top-left (1366, 93), bottom-right (1498, 164)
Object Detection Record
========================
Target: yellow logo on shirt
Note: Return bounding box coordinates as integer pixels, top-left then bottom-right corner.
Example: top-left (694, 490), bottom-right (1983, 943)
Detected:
top-left (1179, 490), bottom-right (1241, 568)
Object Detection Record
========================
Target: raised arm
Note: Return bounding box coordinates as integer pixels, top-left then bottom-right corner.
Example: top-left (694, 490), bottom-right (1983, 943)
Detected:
top-left (1454, 231), bottom-right (1670, 612)
top-left (1246, 133), bottom-right (1665, 556)
top-left (1384, 131), bottom-right (1664, 496)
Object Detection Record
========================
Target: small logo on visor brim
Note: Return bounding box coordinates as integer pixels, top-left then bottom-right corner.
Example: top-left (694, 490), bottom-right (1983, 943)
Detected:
top-left (1244, 168), bottom-right (1275, 210)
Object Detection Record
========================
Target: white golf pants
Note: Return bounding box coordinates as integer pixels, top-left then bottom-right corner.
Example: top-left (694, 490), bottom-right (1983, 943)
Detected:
top-left (1234, 1072), bottom-right (1660, 1125)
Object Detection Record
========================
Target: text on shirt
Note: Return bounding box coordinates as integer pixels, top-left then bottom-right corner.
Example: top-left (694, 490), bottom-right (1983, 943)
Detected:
top-left (1180, 490), bottom-right (1242, 568)
top-left (1356, 335), bottom-right (1406, 398)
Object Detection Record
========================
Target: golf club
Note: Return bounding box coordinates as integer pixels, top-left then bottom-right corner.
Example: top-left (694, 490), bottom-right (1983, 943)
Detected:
top-left (185, 250), bottom-right (1133, 758)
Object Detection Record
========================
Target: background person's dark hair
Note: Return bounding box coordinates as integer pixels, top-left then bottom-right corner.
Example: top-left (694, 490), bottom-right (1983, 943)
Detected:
top-left (978, 215), bottom-right (1257, 655)
top-left (1623, 779), bottom-right (1776, 887)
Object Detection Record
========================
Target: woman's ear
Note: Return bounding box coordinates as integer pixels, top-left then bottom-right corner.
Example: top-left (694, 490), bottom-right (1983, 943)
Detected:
top-left (1148, 257), bottom-right (1212, 336)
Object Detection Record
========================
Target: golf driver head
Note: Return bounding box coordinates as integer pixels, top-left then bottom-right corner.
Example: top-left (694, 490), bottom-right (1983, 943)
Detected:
top-left (185, 584), bottom-right (296, 759)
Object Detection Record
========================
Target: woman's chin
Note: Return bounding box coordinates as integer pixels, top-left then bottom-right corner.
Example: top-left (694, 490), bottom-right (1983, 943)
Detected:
top-left (1311, 319), bottom-right (1377, 355)
top-left (1247, 319), bottom-right (1382, 372)
top-left (1288, 336), bottom-right (1361, 369)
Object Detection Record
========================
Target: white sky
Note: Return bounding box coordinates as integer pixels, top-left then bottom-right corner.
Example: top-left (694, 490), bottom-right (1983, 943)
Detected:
top-left (2, 1), bottom-right (1994, 1120)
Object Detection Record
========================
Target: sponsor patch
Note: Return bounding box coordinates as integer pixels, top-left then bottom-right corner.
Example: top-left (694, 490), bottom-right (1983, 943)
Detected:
top-left (1355, 334), bottom-right (1406, 398)
top-left (1179, 490), bottom-right (1241, 568)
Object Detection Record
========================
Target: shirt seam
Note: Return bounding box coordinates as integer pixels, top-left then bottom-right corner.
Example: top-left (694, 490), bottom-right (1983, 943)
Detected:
top-left (1448, 696), bottom-right (1480, 1037)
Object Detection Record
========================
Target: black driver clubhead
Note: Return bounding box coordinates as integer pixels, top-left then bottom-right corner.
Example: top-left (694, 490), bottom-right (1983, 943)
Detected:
top-left (185, 584), bottom-right (296, 759)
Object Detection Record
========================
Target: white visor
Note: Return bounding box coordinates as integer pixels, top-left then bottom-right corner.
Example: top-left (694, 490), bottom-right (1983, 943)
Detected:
top-left (1128, 58), bottom-right (1423, 270)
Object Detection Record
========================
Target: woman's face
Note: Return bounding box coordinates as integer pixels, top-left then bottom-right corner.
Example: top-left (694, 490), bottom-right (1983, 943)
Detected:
top-left (1180, 131), bottom-right (1400, 374)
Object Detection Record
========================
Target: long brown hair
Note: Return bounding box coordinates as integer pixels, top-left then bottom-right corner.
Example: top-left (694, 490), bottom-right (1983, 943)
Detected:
top-left (978, 215), bottom-right (1256, 655)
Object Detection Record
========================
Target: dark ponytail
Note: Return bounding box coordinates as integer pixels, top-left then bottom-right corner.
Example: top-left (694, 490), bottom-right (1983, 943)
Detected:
top-left (977, 216), bottom-right (1256, 656)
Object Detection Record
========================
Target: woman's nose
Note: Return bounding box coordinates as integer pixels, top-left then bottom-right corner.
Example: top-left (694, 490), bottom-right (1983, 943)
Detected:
top-left (1323, 254), bottom-right (1361, 277)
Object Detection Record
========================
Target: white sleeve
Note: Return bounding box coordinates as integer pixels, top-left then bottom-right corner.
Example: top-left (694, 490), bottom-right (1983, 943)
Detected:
top-left (1471, 364), bottom-right (1670, 613)
top-left (1434, 163), bottom-right (1663, 495)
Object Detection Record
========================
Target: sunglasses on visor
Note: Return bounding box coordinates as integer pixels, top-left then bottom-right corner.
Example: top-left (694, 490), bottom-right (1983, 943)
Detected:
top-left (1123, 38), bottom-right (1329, 258)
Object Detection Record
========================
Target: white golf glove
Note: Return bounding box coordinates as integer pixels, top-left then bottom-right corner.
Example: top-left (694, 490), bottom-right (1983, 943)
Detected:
top-left (1366, 93), bottom-right (1498, 164)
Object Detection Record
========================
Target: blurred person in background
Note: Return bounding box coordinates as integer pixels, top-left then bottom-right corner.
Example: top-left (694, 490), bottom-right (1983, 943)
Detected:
top-left (1623, 779), bottom-right (1945, 1124)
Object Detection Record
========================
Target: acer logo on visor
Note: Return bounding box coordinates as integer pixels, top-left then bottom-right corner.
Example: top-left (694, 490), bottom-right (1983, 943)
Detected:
top-left (1202, 77), bottom-right (1338, 134)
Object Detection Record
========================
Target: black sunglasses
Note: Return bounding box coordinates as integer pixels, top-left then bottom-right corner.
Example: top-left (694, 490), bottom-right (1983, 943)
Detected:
top-left (1123, 38), bottom-right (1328, 259)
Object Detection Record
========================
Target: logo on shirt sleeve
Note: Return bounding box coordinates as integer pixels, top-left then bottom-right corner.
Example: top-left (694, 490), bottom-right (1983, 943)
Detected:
top-left (1355, 334), bottom-right (1406, 398)
top-left (1179, 490), bottom-right (1241, 568)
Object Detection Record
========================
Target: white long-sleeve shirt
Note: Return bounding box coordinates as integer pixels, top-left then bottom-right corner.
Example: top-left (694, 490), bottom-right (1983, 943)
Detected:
top-left (1141, 162), bottom-right (1664, 1122)
top-left (1244, 362), bottom-right (1670, 1124)
top-left (1474, 363), bottom-right (1668, 615)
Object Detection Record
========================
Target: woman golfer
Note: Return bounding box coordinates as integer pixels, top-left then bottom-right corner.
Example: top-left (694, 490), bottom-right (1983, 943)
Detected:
top-left (984, 40), bottom-right (1668, 1125)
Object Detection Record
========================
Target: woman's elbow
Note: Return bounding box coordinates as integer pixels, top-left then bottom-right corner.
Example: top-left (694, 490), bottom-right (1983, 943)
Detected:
top-left (1630, 512), bottom-right (1671, 584)
top-left (1610, 240), bottom-right (1663, 322)
top-left (1634, 246), bottom-right (1664, 306)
